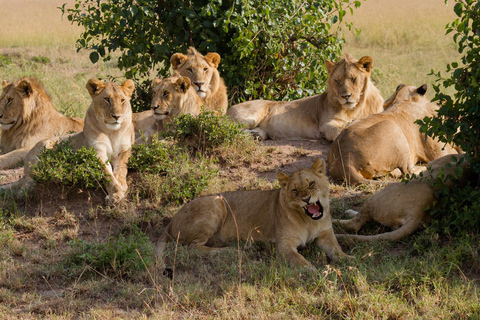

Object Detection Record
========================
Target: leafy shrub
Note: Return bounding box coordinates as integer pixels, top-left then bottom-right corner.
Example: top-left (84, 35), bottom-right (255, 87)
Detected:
top-left (61, 0), bottom-right (361, 109)
top-left (164, 110), bottom-right (247, 152)
top-left (30, 139), bottom-right (109, 190)
top-left (129, 137), bottom-right (218, 204)
top-left (0, 53), bottom-right (11, 67)
top-left (66, 227), bottom-right (154, 277)
top-left (417, 1), bottom-right (480, 233)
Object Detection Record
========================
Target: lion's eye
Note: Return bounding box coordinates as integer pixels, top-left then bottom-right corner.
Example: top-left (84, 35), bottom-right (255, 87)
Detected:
top-left (292, 189), bottom-right (299, 195)
top-left (163, 91), bottom-right (169, 98)
top-left (5, 98), bottom-right (12, 106)
top-left (351, 77), bottom-right (357, 84)
top-left (121, 98), bottom-right (126, 104)
top-left (203, 68), bottom-right (208, 73)
top-left (104, 97), bottom-right (110, 104)
top-left (187, 68), bottom-right (193, 73)
top-left (335, 79), bottom-right (341, 85)
top-left (309, 181), bottom-right (315, 188)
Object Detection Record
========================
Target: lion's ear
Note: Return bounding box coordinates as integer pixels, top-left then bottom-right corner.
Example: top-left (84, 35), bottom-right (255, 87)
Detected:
top-left (171, 53), bottom-right (188, 69)
top-left (277, 172), bottom-right (290, 189)
top-left (205, 52), bottom-right (221, 68)
top-left (14, 79), bottom-right (34, 98)
top-left (153, 77), bottom-right (162, 86)
top-left (121, 79), bottom-right (135, 98)
top-left (2, 80), bottom-right (9, 88)
top-left (86, 79), bottom-right (106, 97)
top-left (357, 56), bottom-right (374, 73)
top-left (325, 60), bottom-right (335, 74)
top-left (175, 77), bottom-right (191, 93)
top-left (312, 158), bottom-right (326, 175)
top-left (416, 84), bottom-right (427, 96)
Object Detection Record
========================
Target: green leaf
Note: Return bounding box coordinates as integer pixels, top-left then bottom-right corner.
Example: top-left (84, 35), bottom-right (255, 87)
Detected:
top-left (89, 51), bottom-right (99, 63)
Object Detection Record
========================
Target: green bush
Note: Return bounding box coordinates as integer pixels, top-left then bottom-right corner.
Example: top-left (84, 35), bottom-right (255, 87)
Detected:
top-left (129, 137), bottom-right (218, 204)
top-left (61, 0), bottom-right (361, 109)
top-left (417, 0), bottom-right (480, 233)
top-left (164, 110), bottom-right (247, 152)
top-left (30, 139), bottom-right (109, 190)
top-left (66, 227), bottom-right (154, 277)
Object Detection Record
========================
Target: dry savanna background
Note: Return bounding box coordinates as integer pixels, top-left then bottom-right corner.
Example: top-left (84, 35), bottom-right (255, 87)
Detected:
top-left (0, 0), bottom-right (478, 319)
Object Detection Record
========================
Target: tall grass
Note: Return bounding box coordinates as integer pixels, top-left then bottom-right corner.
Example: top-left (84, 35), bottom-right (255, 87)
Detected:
top-left (343, 0), bottom-right (459, 99)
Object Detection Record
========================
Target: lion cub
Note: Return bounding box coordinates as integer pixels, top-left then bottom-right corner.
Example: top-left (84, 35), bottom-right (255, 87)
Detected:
top-left (133, 76), bottom-right (203, 144)
top-left (156, 159), bottom-right (347, 270)
top-left (335, 154), bottom-right (470, 241)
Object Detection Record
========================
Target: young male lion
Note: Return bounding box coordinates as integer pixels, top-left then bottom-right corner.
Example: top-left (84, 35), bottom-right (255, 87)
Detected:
top-left (11, 79), bottom-right (135, 204)
top-left (0, 77), bottom-right (84, 169)
top-left (156, 158), bottom-right (347, 270)
top-left (133, 75), bottom-right (203, 144)
top-left (227, 54), bottom-right (384, 141)
top-left (170, 47), bottom-right (228, 115)
top-left (335, 154), bottom-right (471, 242)
top-left (328, 84), bottom-right (461, 185)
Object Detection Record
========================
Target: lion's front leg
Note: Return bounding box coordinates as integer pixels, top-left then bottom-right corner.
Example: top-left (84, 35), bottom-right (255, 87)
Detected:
top-left (0, 148), bottom-right (30, 170)
top-left (315, 228), bottom-right (348, 261)
top-left (277, 240), bottom-right (315, 270)
top-left (319, 118), bottom-right (347, 142)
top-left (95, 147), bottom-right (124, 204)
top-left (112, 148), bottom-right (131, 193)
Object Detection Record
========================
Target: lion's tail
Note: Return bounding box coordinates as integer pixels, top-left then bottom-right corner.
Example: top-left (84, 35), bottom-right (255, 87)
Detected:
top-left (341, 164), bottom-right (386, 186)
top-left (335, 218), bottom-right (423, 242)
top-left (155, 224), bottom-right (172, 268)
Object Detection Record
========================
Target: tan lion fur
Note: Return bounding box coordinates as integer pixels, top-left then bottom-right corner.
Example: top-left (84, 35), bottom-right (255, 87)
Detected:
top-left (133, 75), bottom-right (203, 144)
top-left (328, 84), bottom-right (461, 185)
top-left (0, 77), bottom-right (84, 169)
top-left (156, 159), bottom-right (347, 270)
top-left (171, 47), bottom-right (228, 115)
top-left (335, 154), bottom-right (471, 242)
top-left (8, 79), bottom-right (135, 205)
top-left (226, 54), bottom-right (384, 141)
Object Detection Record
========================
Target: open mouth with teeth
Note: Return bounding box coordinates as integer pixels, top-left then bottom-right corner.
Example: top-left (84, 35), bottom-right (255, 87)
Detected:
top-left (303, 201), bottom-right (324, 220)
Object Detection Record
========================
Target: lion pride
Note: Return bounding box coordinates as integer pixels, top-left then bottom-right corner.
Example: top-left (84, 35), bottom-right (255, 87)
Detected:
top-left (227, 54), bottom-right (384, 141)
top-left (0, 77), bottom-right (84, 169)
top-left (170, 47), bottom-right (228, 115)
top-left (10, 79), bottom-right (135, 205)
top-left (328, 84), bottom-right (462, 185)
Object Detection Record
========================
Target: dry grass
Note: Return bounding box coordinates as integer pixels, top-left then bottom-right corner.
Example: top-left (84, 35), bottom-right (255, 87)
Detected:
top-left (1, 0), bottom-right (479, 319)
top-left (343, 0), bottom-right (459, 99)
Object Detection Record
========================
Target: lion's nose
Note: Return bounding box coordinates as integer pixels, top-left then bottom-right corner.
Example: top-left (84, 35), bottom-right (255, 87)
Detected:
top-left (302, 196), bottom-right (311, 203)
top-left (111, 114), bottom-right (121, 120)
top-left (193, 81), bottom-right (205, 88)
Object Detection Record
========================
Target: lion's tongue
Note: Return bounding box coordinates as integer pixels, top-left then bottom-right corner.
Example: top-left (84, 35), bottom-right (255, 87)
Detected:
top-left (307, 203), bottom-right (321, 216)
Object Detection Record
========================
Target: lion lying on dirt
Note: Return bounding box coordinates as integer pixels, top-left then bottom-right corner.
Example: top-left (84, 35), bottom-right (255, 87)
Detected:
top-left (156, 159), bottom-right (347, 270)
top-left (7, 79), bottom-right (135, 205)
top-left (335, 154), bottom-right (470, 242)
top-left (328, 84), bottom-right (461, 185)
top-left (133, 76), bottom-right (203, 144)
top-left (226, 54), bottom-right (384, 141)
top-left (171, 47), bottom-right (228, 115)
top-left (0, 77), bottom-right (84, 169)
